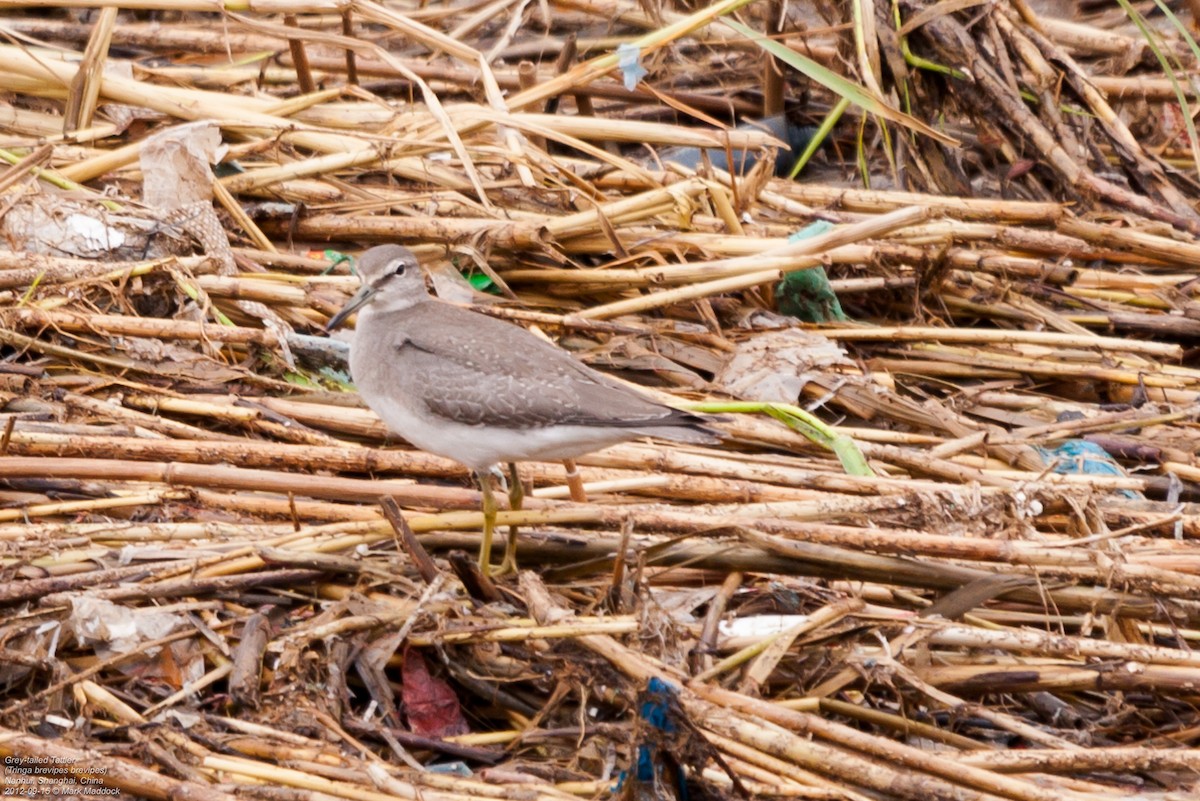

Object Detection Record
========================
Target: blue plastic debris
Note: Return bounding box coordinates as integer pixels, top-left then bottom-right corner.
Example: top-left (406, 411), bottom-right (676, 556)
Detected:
top-left (628, 677), bottom-right (688, 799)
top-left (427, 761), bottom-right (472, 776)
top-left (1037, 440), bottom-right (1142, 500)
top-left (787, 221), bottom-right (835, 243)
top-left (636, 677), bottom-right (679, 781)
top-left (616, 43), bottom-right (649, 90)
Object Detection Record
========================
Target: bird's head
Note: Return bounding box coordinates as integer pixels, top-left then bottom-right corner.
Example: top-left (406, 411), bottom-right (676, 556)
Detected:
top-left (326, 245), bottom-right (424, 331)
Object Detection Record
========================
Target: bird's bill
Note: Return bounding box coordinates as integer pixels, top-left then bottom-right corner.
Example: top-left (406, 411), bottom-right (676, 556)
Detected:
top-left (325, 285), bottom-right (375, 331)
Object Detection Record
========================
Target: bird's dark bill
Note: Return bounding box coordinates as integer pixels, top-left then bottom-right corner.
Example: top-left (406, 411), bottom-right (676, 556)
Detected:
top-left (326, 285), bottom-right (375, 331)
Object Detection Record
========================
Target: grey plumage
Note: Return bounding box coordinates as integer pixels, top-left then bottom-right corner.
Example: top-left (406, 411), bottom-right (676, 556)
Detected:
top-left (329, 245), bottom-right (721, 473)
top-left (364, 302), bottom-right (714, 432)
top-left (327, 244), bottom-right (723, 574)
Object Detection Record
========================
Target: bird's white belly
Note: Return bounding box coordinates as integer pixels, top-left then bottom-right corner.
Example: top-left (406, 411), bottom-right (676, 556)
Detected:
top-left (366, 395), bottom-right (633, 473)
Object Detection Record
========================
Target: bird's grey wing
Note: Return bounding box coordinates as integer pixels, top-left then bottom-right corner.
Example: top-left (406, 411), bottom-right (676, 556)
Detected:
top-left (391, 304), bottom-right (691, 430)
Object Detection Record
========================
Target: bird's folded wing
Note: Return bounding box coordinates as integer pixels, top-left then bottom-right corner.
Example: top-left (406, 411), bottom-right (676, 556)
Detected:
top-left (393, 306), bottom-right (684, 430)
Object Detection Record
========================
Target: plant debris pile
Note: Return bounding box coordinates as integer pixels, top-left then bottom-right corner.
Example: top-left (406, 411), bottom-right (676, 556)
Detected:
top-left (2, 1), bottom-right (1200, 799)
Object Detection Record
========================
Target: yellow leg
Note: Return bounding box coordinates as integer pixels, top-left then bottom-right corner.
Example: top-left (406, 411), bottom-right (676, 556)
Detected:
top-left (497, 462), bottom-right (523, 575)
top-left (476, 470), bottom-right (497, 575)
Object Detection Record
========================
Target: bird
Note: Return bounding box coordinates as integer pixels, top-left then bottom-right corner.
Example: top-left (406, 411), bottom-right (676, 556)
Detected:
top-left (327, 244), bottom-right (723, 576)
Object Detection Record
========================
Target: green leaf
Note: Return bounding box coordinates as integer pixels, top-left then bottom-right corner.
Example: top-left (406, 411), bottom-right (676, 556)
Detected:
top-left (722, 18), bottom-right (958, 147)
top-left (684, 400), bottom-right (874, 477)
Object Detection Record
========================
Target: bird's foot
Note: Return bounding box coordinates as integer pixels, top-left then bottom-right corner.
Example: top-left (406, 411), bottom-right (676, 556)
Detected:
top-left (489, 554), bottom-right (518, 577)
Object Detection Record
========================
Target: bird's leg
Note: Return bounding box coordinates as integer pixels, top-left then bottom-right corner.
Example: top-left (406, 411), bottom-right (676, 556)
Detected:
top-left (497, 462), bottom-right (523, 575)
top-left (475, 469), bottom-right (498, 575)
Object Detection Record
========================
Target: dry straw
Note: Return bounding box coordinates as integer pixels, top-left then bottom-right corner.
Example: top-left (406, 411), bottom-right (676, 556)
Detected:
top-left (2, 1), bottom-right (1200, 799)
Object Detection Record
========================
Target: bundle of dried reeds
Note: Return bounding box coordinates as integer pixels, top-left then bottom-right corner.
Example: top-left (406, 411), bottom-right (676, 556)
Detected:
top-left (2, 1), bottom-right (1200, 798)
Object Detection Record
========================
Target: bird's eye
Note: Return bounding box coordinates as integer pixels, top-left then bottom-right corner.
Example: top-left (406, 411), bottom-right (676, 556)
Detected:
top-left (391, 261), bottom-right (407, 277)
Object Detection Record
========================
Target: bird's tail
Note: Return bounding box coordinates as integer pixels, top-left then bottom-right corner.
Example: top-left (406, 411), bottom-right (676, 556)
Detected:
top-left (637, 411), bottom-right (726, 445)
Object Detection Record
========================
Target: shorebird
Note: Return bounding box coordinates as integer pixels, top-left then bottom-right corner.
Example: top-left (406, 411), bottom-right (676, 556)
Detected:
top-left (327, 245), bottom-right (721, 575)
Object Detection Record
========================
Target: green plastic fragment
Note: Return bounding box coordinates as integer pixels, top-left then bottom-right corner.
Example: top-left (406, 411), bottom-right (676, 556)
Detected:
top-left (468, 272), bottom-right (495, 292)
top-left (776, 222), bottom-right (848, 322)
top-left (318, 250), bottom-right (354, 275)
